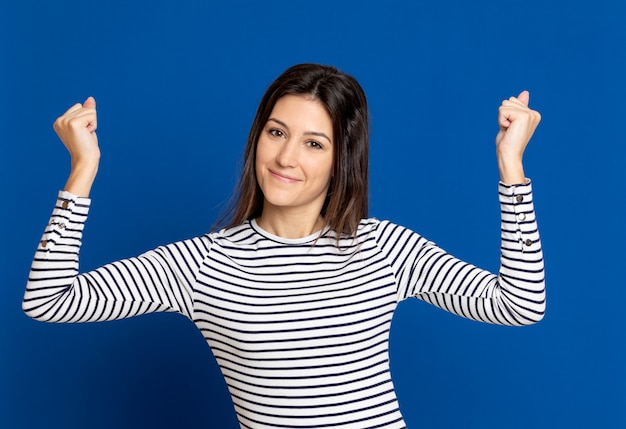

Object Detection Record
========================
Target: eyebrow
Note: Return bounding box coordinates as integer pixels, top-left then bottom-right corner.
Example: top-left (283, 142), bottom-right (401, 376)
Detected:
top-left (267, 118), bottom-right (332, 144)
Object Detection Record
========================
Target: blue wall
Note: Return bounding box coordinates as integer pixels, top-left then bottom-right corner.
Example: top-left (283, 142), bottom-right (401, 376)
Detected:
top-left (2, 1), bottom-right (625, 428)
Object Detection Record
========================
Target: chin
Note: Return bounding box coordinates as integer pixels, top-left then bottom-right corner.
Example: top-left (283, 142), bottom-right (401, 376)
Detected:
top-left (262, 193), bottom-right (297, 209)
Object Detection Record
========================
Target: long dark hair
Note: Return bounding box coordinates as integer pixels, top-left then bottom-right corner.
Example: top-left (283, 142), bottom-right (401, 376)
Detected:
top-left (218, 63), bottom-right (369, 237)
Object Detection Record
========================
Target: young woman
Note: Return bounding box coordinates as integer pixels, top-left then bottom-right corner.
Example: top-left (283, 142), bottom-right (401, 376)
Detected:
top-left (24, 63), bottom-right (545, 428)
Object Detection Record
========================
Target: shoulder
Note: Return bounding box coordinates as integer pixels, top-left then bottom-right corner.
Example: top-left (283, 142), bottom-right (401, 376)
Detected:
top-left (356, 218), bottom-right (415, 239)
top-left (356, 217), bottom-right (380, 234)
top-left (206, 221), bottom-right (267, 249)
top-left (352, 218), bottom-right (418, 246)
top-left (358, 218), bottom-right (431, 253)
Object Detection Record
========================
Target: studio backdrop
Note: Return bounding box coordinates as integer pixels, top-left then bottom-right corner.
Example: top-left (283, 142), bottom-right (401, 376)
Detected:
top-left (1, 1), bottom-right (625, 428)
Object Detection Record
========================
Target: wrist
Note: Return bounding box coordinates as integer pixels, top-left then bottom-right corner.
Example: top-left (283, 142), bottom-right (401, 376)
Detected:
top-left (497, 157), bottom-right (525, 185)
top-left (64, 161), bottom-right (99, 197)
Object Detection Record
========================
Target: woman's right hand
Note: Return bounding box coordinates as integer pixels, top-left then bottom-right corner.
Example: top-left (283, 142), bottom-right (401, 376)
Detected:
top-left (53, 97), bottom-right (100, 197)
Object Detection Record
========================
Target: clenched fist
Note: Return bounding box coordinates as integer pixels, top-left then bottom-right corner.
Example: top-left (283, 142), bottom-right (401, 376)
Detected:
top-left (54, 97), bottom-right (100, 197)
top-left (495, 91), bottom-right (541, 184)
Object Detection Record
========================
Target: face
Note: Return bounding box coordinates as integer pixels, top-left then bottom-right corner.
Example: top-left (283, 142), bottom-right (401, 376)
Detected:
top-left (256, 94), bottom-right (334, 218)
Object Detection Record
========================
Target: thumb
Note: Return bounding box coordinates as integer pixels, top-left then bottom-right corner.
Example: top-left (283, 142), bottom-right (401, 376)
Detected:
top-left (83, 96), bottom-right (96, 109)
top-left (82, 96), bottom-right (97, 133)
top-left (517, 90), bottom-right (530, 106)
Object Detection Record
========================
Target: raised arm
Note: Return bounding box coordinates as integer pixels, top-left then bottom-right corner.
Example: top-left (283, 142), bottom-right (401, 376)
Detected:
top-left (376, 91), bottom-right (545, 326)
top-left (23, 98), bottom-right (209, 323)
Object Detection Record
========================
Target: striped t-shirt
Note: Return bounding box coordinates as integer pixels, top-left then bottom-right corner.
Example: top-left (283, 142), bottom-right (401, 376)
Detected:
top-left (24, 181), bottom-right (545, 428)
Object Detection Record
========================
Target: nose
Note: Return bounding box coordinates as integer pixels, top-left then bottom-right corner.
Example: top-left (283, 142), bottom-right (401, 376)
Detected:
top-left (275, 139), bottom-right (298, 168)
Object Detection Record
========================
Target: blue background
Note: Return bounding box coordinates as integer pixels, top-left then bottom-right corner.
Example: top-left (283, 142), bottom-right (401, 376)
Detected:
top-left (2, 1), bottom-right (625, 428)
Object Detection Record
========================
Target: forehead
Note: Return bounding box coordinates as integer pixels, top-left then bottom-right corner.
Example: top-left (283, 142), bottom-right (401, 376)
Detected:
top-left (270, 95), bottom-right (333, 135)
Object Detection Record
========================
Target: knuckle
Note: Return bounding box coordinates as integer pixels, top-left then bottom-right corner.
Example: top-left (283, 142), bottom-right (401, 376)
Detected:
top-left (67, 117), bottom-right (82, 129)
top-left (53, 116), bottom-right (67, 131)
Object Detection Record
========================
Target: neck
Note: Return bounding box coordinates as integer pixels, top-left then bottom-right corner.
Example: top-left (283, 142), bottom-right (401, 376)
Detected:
top-left (256, 206), bottom-right (326, 239)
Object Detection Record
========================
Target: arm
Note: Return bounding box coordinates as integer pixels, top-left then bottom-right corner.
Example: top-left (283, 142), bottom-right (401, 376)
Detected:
top-left (23, 98), bottom-right (209, 322)
top-left (23, 191), bottom-right (211, 322)
top-left (377, 181), bottom-right (544, 326)
top-left (377, 91), bottom-right (545, 325)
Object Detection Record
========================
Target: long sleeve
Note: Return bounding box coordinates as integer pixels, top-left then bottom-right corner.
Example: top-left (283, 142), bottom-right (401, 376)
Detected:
top-left (376, 181), bottom-right (545, 326)
top-left (23, 191), bottom-right (212, 323)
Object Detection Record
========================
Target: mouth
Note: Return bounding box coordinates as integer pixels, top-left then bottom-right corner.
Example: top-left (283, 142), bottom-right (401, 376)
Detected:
top-left (269, 169), bottom-right (300, 183)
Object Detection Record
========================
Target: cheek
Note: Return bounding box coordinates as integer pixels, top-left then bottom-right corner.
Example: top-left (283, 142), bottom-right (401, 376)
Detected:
top-left (325, 152), bottom-right (335, 180)
top-left (312, 157), bottom-right (334, 185)
top-left (254, 155), bottom-right (264, 186)
top-left (255, 139), bottom-right (272, 165)
top-left (253, 142), bottom-right (265, 187)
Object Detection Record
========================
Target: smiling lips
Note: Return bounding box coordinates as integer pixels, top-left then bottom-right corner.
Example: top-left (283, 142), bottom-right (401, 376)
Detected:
top-left (269, 169), bottom-right (301, 183)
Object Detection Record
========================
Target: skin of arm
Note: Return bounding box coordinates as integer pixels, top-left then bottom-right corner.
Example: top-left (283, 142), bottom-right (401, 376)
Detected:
top-left (495, 90), bottom-right (541, 185)
top-left (54, 96), bottom-right (100, 197)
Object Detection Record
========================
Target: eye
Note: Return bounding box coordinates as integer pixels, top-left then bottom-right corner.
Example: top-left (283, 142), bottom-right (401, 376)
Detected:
top-left (306, 140), bottom-right (323, 150)
top-left (268, 128), bottom-right (285, 139)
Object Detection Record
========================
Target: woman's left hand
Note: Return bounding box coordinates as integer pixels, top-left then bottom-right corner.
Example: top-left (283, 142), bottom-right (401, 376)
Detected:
top-left (495, 90), bottom-right (541, 184)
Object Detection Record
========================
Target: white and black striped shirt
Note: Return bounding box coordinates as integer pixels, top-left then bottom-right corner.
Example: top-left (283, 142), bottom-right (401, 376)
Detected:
top-left (24, 181), bottom-right (545, 428)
